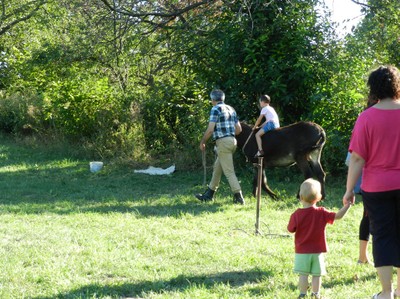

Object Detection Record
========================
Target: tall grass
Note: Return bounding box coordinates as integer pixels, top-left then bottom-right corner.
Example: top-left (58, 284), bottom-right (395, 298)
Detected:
top-left (0, 135), bottom-right (383, 298)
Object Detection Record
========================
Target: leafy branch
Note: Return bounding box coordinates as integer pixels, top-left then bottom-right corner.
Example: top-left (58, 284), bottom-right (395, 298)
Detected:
top-left (0, 0), bottom-right (49, 35)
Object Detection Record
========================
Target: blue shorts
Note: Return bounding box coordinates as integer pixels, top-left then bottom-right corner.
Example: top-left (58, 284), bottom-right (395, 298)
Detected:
top-left (262, 121), bottom-right (278, 133)
top-left (294, 253), bottom-right (326, 276)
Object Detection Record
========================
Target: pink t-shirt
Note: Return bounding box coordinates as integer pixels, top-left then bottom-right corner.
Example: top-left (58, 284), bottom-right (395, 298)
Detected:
top-left (349, 107), bottom-right (400, 192)
top-left (287, 206), bottom-right (336, 254)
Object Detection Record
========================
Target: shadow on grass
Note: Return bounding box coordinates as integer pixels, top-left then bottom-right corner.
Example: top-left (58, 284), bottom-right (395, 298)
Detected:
top-left (32, 269), bottom-right (272, 299)
top-left (0, 136), bottom-right (339, 215)
top-left (323, 271), bottom-right (377, 289)
top-left (0, 152), bottom-right (244, 216)
top-left (0, 137), bottom-right (274, 216)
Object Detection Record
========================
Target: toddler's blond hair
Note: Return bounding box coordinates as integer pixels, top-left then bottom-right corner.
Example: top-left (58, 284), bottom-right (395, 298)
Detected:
top-left (300, 178), bottom-right (322, 203)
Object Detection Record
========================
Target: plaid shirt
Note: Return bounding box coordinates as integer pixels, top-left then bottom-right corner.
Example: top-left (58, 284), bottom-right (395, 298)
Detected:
top-left (209, 102), bottom-right (238, 140)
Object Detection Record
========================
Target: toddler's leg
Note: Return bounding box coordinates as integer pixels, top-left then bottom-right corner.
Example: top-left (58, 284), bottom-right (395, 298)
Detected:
top-left (311, 275), bottom-right (321, 294)
top-left (299, 274), bottom-right (308, 295)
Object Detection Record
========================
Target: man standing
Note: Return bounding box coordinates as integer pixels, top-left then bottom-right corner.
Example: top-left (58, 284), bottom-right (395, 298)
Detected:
top-left (195, 89), bottom-right (245, 205)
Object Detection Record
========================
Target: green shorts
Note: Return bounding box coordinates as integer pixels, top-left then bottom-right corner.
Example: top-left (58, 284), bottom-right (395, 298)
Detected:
top-left (293, 253), bottom-right (326, 276)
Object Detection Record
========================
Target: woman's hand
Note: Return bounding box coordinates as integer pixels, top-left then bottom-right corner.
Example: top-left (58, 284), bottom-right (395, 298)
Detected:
top-left (342, 190), bottom-right (355, 206)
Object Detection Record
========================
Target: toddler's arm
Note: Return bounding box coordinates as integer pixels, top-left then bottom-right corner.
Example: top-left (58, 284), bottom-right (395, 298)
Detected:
top-left (335, 202), bottom-right (351, 220)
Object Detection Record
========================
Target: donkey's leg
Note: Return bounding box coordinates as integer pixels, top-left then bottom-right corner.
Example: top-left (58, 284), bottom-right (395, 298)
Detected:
top-left (296, 155), bottom-right (314, 179)
top-left (262, 170), bottom-right (278, 200)
top-left (309, 150), bottom-right (326, 199)
top-left (295, 155), bottom-right (314, 198)
top-left (252, 168), bottom-right (278, 200)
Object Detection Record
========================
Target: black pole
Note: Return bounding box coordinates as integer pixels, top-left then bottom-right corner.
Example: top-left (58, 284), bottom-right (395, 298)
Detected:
top-left (255, 157), bottom-right (263, 235)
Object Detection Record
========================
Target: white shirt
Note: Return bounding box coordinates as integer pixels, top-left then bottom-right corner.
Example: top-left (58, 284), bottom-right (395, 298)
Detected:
top-left (260, 105), bottom-right (280, 127)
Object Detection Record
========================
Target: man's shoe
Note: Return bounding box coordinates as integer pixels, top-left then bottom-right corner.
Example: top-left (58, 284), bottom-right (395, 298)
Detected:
top-left (195, 188), bottom-right (215, 202)
top-left (233, 191), bottom-right (245, 205)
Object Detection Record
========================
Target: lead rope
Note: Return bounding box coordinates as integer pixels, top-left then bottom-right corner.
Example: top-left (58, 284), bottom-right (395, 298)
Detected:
top-left (242, 130), bottom-right (254, 162)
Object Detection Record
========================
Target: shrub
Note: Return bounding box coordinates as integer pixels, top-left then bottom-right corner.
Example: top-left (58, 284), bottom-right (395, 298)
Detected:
top-left (310, 90), bottom-right (364, 175)
top-left (0, 91), bottom-right (47, 135)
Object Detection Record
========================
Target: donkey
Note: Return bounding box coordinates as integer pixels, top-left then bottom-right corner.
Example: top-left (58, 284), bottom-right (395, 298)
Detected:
top-left (236, 121), bottom-right (326, 200)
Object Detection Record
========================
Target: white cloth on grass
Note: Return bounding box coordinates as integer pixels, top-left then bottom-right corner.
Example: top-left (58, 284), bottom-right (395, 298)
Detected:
top-left (134, 165), bottom-right (175, 175)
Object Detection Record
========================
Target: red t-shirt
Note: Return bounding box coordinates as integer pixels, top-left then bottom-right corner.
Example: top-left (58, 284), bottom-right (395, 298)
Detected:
top-left (287, 206), bottom-right (336, 253)
top-left (349, 107), bottom-right (400, 192)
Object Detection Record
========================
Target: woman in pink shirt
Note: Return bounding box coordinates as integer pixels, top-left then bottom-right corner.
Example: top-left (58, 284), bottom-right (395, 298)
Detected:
top-left (343, 65), bottom-right (400, 299)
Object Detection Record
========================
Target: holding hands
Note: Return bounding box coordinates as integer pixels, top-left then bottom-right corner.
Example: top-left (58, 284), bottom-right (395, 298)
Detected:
top-left (343, 190), bottom-right (355, 206)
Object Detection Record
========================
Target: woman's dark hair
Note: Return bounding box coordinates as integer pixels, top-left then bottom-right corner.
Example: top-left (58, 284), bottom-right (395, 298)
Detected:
top-left (367, 65), bottom-right (400, 100)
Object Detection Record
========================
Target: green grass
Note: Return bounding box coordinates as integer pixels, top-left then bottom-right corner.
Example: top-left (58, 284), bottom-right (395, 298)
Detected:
top-left (0, 135), bottom-right (382, 298)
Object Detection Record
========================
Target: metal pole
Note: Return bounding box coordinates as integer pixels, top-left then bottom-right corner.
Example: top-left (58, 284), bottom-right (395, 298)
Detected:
top-left (255, 157), bottom-right (263, 235)
top-left (202, 150), bottom-right (207, 186)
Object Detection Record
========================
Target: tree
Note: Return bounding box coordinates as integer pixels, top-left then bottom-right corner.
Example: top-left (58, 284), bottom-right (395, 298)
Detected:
top-left (2, 0), bottom-right (397, 171)
top-left (351, 0), bottom-right (400, 65)
top-left (307, 0), bottom-right (400, 174)
top-left (164, 0), bottom-right (338, 124)
top-left (97, 0), bottom-right (218, 33)
top-left (0, 0), bottom-right (49, 36)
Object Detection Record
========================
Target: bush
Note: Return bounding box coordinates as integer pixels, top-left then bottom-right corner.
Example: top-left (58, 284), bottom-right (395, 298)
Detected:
top-left (0, 91), bottom-right (47, 135)
top-left (310, 90), bottom-right (364, 175)
top-left (140, 80), bottom-right (209, 169)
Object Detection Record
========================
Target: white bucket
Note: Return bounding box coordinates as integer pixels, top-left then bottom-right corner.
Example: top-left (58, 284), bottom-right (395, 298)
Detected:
top-left (90, 161), bottom-right (104, 173)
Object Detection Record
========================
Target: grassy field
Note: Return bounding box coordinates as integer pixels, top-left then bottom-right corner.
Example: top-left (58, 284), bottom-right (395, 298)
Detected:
top-left (0, 135), bottom-right (382, 298)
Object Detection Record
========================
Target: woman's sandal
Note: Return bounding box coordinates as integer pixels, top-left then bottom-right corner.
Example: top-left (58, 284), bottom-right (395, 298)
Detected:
top-left (357, 259), bottom-right (372, 265)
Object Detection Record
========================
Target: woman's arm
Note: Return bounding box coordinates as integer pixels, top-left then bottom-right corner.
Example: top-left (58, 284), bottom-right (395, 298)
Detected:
top-left (343, 151), bottom-right (365, 205)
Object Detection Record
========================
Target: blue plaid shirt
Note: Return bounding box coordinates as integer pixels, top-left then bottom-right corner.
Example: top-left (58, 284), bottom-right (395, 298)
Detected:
top-left (209, 102), bottom-right (238, 140)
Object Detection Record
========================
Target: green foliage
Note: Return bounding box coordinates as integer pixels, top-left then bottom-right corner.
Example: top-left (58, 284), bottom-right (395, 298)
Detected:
top-left (1, 0), bottom-right (400, 174)
top-left (310, 90), bottom-right (364, 174)
top-left (0, 91), bottom-right (46, 134)
top-left (0, 0), bottom-right (48, 36)
top-left (0, 5), bottom-right (140, 158)
top-left (310, 0), bottom-right (400, 174)
top-left (306, 39), bottom-right (373, 174)
top-left (173, 0), bottom-right (336, 125)
top-left (43, 76), bottom-right (120, 138)
top-left (352, 0), bottom-right (400, 65)
top-left (141, 77), bottom-right (208, 166)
